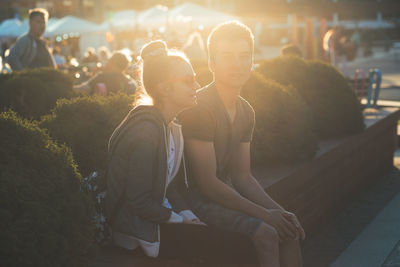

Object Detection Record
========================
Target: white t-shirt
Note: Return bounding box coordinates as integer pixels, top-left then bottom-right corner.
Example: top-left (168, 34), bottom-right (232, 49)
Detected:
top-left (164, 128), bottom-right (197, 222)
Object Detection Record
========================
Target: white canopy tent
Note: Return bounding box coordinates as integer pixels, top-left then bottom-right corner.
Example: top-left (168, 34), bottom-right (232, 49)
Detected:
top-left (44, 16), bottom-right (106, 37)
top-left (0, 18), bottom-right (60, 38)
top-left (108, 10), bottom-right (137, 30)
top-left (168, 3), bottom-right (238, 28)
top-left (0, 18), bottom-right (28, 37)
top-left (137, 5), bottom-right (168, 31)
top-left (47, 17), bottom-right (60, 28)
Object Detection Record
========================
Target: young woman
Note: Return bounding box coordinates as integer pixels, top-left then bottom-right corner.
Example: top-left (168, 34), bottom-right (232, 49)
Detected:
top-left (104, 40), bottom-right (203, 258)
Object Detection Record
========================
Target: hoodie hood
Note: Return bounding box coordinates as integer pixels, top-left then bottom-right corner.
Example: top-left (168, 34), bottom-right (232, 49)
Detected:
top-left (108, 105), bottom-right (165, 153)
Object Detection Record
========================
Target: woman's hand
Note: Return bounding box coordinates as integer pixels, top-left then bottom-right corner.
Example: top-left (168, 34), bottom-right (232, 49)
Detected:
top-left (183, 217), bottom-right (207, 226)
top-left (179, 210), bottom-right (207, 226)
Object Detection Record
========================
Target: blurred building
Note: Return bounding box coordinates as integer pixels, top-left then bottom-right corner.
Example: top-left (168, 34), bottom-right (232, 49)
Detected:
top-left (214, 0), bottom-right (400, 21)
top-left (0, 0), bottom-right (99, 21)
top-left (1, 0), bottom-right (399, 22)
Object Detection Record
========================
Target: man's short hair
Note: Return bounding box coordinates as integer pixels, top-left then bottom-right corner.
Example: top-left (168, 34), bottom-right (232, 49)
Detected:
top-left (29, 8), bottom-right (49, 21)
top-left (207, 21), bottom-right (254, 62)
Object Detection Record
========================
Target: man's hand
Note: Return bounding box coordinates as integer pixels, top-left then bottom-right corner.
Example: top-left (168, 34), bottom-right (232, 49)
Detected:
top-left (282, 211), bottom-right (306, 241)
top-left (262, 209), bottom-right (300, 241)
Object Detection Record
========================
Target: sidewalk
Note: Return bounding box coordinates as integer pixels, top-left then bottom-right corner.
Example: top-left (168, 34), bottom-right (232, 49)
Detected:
top-left (302, 150), bottom-right (400, 267)
top-left (331, 186), bottom-right (400, 267)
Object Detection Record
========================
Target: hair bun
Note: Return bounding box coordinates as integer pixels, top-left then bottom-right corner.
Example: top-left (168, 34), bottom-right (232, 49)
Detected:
top-left (140, 40), bottom-right (168, 61)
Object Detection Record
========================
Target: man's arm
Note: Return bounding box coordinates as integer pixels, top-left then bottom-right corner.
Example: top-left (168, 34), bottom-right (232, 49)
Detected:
top-left (185, 139), bottom-right (270, 217)
top-left (230, 142), bottom-right (306, 240)
top-left (230, 142), bottom-right (282, 210)
top-left (185, 139), bottom-right (301, 240)
top-left (6, 39), bottom-right (26, 71)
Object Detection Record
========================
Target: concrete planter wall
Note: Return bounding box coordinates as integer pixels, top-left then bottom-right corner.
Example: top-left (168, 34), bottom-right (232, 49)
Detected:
top-left (256, 108), bottom-right (400, 234)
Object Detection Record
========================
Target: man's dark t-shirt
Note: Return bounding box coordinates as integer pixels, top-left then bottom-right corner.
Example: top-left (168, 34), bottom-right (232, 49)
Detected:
top-left (179, 82), bottom-right (255, 184)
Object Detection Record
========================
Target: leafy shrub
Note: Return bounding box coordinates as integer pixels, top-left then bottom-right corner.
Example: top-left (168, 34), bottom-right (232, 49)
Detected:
top-left (0, 111), bottom-right (94, 267)
top-left (306, 61), bottom-right (365, 136)
top-left (0, 68), bottom-right (79, 120)
top-left (257, 56), bottom-right (364, 137)
top-left (241, 73), bottom-right (318, 165)
top-left (40, 93), bottom-right (135, 176)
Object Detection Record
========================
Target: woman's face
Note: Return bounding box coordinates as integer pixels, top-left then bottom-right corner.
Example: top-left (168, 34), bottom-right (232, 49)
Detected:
top-left (163, 59), bottom-right (200, 111)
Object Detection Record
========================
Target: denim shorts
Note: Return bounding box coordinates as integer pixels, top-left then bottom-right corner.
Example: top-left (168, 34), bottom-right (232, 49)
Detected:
top-left (190, 198), bottom-right (263, 239)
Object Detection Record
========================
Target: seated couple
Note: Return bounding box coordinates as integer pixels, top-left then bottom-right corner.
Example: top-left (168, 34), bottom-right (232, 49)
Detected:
top-left (105, 21), bottom-right (305, 267)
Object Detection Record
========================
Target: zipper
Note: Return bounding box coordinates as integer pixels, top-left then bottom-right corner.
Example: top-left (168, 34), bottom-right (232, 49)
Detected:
top-left (182, 154), bottom-right (189, 189)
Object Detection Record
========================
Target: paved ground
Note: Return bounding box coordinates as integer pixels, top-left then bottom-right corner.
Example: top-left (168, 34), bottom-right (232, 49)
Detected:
top-left (301, 147), bottom-right (400, 267)
top-left (331, 184), bottom-right (400, 267)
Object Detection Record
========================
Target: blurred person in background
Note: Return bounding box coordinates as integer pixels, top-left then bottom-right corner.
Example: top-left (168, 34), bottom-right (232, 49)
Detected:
top-left (6, 8), bottom-right (56, 71)
top-left (323, 27), bottom-right (340, 65)
top-left (74, 51), bottom-right (136, 95)
top-left (323, 27), bottom-right (349, 76)
top-left (1, 41), bottom-right (9, 63)
top-left (350, 30), bottom-right (361, 58)
top-left (81, 47), bottom-right (98, 66)
top-left (97, 46), bottom-right (111, 67)
top-left (280, 43), bottom-right (303, 57)
top-left (52, 46), bottom-right (66, 68)
top-left (182, 32), bottom-right (207, 64)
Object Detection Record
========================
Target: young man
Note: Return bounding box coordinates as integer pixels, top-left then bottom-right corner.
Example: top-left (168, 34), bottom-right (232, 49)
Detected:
top-left (179, 21), bottom-right (305, 267)
top-left (6, 8), bottom-right (56, 71)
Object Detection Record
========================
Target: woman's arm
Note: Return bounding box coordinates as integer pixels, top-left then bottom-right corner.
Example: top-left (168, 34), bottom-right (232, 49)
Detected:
top-left (119, 121), bottom-right (172, 223)
top-left (166, 172), bottom-right (190, 213)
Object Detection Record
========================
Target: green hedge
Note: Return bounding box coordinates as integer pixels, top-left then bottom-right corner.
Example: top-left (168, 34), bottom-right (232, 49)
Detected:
top-left (257, 56), bottom-right (364, 137)
top-left (242, 73), bottom-right (318, 165)
top-left (0, 111), bottom-right (94, 267)
top-left (0, 68), bottom-right (79, 120)
top-left (306, 61), bottom-right (365, 136)
top-left (40, 93), bottom-right (135, 176)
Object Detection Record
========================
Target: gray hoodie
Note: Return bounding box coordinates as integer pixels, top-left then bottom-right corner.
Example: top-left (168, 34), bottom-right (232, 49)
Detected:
top-left (105, 105), bottom-right (189, 256)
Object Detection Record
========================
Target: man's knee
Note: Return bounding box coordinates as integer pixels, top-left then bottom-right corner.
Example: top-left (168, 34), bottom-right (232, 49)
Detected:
top-left (252, 223), bottom-right (279, 247)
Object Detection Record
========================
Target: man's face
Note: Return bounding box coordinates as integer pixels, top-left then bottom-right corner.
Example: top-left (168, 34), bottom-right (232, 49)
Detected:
top-left (29, 15), bottom-right (46, 38)
top-left (209, 39), bottom-right (253, 89)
